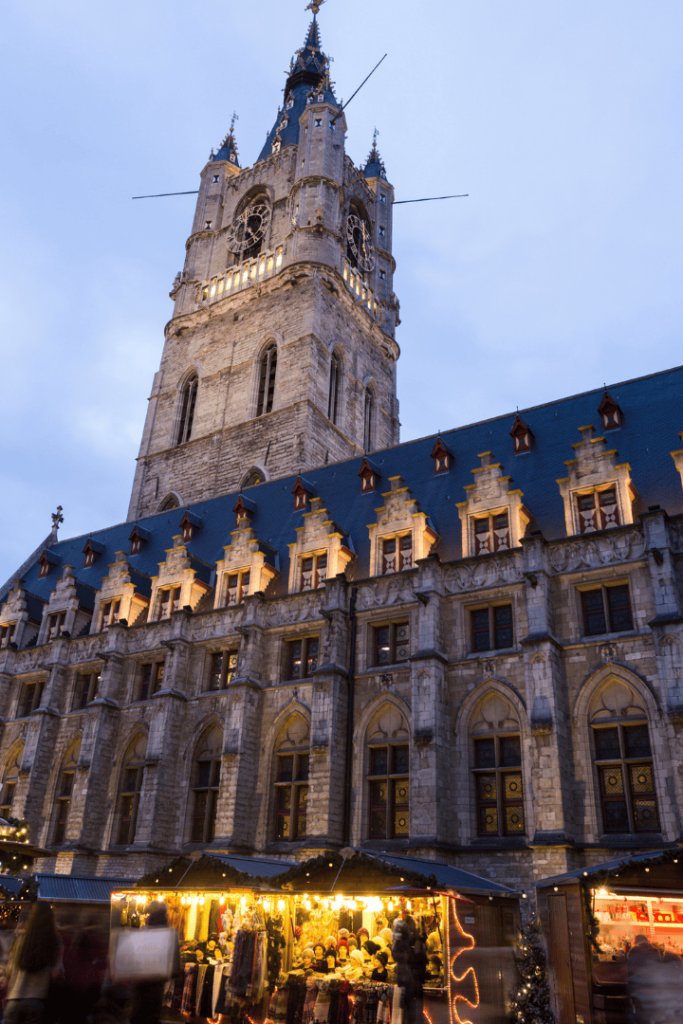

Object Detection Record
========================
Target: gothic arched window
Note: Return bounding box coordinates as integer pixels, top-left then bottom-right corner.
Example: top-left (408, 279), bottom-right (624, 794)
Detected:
top-left (366, 704), bottom-right (410, 840)
top-left (363, 388), bottom-right (374, 452)
top-left (328, 353), bottom-right (340, 424)
top-left (273, 714), bottom-right (310, 841)
top-left (177, 374), bottom-right (198, 445)
top-left (116, 735), bottom-right (147, 846)
top-left (190, 726), bottom-right (222, 843)
top-left (470, 694), bottom-right (524, 837)
top-left (53, 740), bottom-right (81, 845)
top-left (256, 345), bottom-right (277, 416)
top-left (0, 745), bottom-right (22, 820)
top-left (588, 680), bottom-right (660, 834)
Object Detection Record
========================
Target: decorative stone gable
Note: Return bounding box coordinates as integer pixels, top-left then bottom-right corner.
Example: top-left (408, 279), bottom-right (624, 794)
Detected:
top-left (287, 497), bottom-right (354, 593)
top-left (556, 425), bottom-right (635, 536)
top-left (0, 582), bottom-right (42, 649)
top-left (367, 476), bottom-right (438, 576)
top-left (149, 536), bottom-right (212, 620)
top-left (366, 703), bottom-right (410, 745)
top-left (588, 678), bottom-right (647, 724)
top-left (456, 452), bottom-right (531, 558)
top-left (671, 432), bottom-right (683, 499)
top-left (92, 552), bottom-right (151, 630)
top-left (470, 692), bottom-right (520, 735)
top-left (37, 566), bottom-right (92, 644)
top-left (213, 520), bottom-right (278, 609)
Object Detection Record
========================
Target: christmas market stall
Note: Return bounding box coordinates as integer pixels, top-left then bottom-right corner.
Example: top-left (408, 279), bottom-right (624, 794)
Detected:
top-left (113, 849), bottom-right (519, 1024)
top-left (536, 848), bottom-right (683, 1024)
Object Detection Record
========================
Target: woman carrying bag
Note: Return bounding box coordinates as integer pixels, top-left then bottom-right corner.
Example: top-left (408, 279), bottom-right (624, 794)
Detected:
top-left (5, 904), bottom-right (60, 1024)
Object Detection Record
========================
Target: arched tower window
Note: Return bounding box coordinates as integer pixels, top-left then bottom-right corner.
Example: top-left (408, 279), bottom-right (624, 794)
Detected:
top-left (363, 388), bottom-right (374, 452)
top-left (190, 726), bottom-right (222, 843)
top-left (328, 353), bottom-right (340, 424)
top-left (273, 714), bottom-right (310, 842)
top-left (365, 704), bottom-right (410, 840)
top-left (177, 374), bottom-right (198, 445)
top-left (470, 693), bottom-right (524, 837)
top-left (116, 735), bottom-right (147, 846)
top-left (257, 344), bottom-right (277, 416)
top-left (52, 740), bottom-right (81, 845)
top-left (0, 745), bottom-right (22, 820)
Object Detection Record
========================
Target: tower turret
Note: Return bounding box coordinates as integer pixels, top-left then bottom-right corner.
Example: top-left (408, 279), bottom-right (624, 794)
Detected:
top-left (128, 10), bottom-right (400, 521)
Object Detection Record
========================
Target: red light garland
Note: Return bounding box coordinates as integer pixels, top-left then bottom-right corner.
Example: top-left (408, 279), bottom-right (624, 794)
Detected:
top-left (446, 896), bottom-right (479, 1024)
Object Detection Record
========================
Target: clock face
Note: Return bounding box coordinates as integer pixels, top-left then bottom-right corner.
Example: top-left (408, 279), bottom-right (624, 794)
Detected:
top-left (346, 213), bottom-right (375, 272)
top-left (226, 202), bottom-right (271, 254)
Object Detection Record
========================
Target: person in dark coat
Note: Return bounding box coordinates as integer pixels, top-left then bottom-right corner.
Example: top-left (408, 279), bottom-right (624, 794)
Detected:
top-left (627, 934), bottom-right (664, 1024)
top-left (129, 902), bottom-right (177, 1024)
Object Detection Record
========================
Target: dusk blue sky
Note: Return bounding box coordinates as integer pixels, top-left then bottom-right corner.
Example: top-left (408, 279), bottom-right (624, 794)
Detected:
top-left (2, 0), bottom-right (682, 586)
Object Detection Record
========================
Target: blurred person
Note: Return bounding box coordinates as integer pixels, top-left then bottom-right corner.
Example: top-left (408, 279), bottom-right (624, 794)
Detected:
top-left (627, 934), bottom-right (683, 1024)
top-left (53, 915), bottom-right (107, 1024)
top-left (4, 904), bottom-right (59, 1024)
top-left (129, 901), bottom-right (177, 1024)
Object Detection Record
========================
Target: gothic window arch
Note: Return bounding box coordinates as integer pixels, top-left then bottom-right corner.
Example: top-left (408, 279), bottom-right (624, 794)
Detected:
top-left (365, 703), bottom-right (410, 840)
top-left (159, 493), bottom-right (181, 512)
top-left (0, 744), bottom-right (23, 820)
top-left (587, 678), bottom-right (660, 835)
top-left (469, 692), bottom-right (525, 837)
top-left (52, 739), bottom-right (81, 846)
top-left (189, 725), bottom-right (223, 843)
top-left (241, 467), bottom-right (267, 489)
top-left (176, 373), bottom-right (198, 445)
top-left (256, 343), bottom-right (277, 416)
top-left (273, 714), bottom-right (310, 841)
top-left (115, 734), bottom-right (147, 846)
top-left (363, 387), bottom-right (375, 453)
top-left (328, 351), bottom-right (341, 424)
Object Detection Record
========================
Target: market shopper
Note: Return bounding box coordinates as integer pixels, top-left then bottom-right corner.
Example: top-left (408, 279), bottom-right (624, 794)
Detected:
top-left (55, 917), bottom-right (108, 1024)
top-left (129, 901), bottom-right (178, 1024)
top-left (627, 934), bottom-right (683, 1024)
top-left (4, 904), bottom-right (60, 1024)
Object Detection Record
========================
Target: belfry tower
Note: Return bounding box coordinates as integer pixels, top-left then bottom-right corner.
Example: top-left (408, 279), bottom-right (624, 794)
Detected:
top-left (128, 14), bottom-right (400, 520)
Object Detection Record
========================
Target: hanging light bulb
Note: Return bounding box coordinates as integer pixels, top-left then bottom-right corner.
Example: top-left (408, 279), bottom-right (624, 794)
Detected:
top-left (278, 899), bottom-right (286, 911)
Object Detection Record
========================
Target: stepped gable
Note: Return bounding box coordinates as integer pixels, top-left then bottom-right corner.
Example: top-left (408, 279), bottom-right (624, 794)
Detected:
top-left (5, 364), bottom-right (683, 611)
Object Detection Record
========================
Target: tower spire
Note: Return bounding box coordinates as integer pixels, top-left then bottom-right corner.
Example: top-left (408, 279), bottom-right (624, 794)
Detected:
top-left (364, 128), bottom-right (387, 180)
top-left (212, 112), bottom-right (240, 167)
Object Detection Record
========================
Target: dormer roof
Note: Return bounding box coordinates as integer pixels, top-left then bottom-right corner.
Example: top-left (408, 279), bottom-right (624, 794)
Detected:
top-left (212, 120), bottom-right (240, 167)
top-left (363, 139), bottom-right (387, 181)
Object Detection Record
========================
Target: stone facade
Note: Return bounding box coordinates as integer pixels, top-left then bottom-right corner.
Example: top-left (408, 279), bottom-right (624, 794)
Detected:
top-left (2, 16), bottom-right (683, 900)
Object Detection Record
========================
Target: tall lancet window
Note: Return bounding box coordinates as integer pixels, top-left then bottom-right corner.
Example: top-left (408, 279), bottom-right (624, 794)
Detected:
top-left (177, 374), bottom-right (198, 445)
top-left (363, 388), bottom-right (374, 452)
top-left (257, 344), bottom-right (277, 416)
top-left (328, 354), bottom-right (340, 424)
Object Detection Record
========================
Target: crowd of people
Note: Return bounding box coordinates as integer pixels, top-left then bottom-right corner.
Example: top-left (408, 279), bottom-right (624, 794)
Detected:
top-left (627, 933), bottom-right (683, 1024)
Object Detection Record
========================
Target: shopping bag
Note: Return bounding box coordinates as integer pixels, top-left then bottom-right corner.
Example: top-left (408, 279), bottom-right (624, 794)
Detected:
top-left (111, 927), bottom-right (178, 982)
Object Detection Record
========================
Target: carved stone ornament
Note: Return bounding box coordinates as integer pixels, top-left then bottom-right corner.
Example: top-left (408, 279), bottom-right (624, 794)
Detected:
top-left (470, 693), bottom-right (519, 734)
top-left (601, 643), bottom-right (618, 661)
top-left (659, 634), bottom-right (681, 647)
top-left (529, 653), bottom-right (546, 664)
top-left (589, 680), bottom-right (646, 723)
top-left (367, 704), bottom-right (409, 744)
top-left (483, 660), bottom-right (495, 675)
top-left (549, 530), bottom-right (645, 573)
top-left (443, 555), bottom-right (524, 595)
top-left (356, 574), bottom-right (415, 611)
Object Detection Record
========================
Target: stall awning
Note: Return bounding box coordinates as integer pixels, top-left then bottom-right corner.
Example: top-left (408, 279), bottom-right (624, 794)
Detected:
top-left (200, 853), bottom-right (296, 879)
top-left (32, 874), bottom-right (136, 903)
top-left (535, 847), bottom-right (683, 889)
top-left (364, 853), bottom-right (519, 896)
top-left (0, 876), bottom-right (23, 898)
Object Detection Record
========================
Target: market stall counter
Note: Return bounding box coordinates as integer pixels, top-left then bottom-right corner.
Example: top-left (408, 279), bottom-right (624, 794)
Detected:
top-left (112, 850), bottom-right (519, 1024)
top-left (536, 848), bottom-right (683, 1024)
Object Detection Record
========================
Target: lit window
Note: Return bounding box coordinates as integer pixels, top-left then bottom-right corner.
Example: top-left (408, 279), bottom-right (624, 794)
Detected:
top-left (368, 745), bottom-right (409, 839)
top-left (286, 636), bottom-right (319, 679)
top-left (373, 622), bottom-right (410, 666)
top-left (177, 374), bottom-right (199, 445)
top-left (300, 554), bottom-right (327, 592)
top-left (191, 756), bottom-right (221, 843)
top-left (17, 681), bottom-right (44, 718)
top-left (581, 584), bottom-right (633, 636)
top-left (473, 734), bottom-right (524, 836)
top-left (576, 488), bottom-right (620, 533)
top-left (207, 650), bottom-right (238, 691)
top-left (471, 605), bottom-right (514, 653)
top-left (73, 670), bottom-right (100, 711)
top-left (381, 535), bottom-right (412, 574)
top-left (157, 586), bottom-right (181, 620)
top-left (223, 570), bottom-right (250, 607)
top-left (473, 511), bottom-right (510, 554)
top-left (256, 344), bottom-right (277, 416)
top-left (593, 723), bottom-right (659, 833)
top-left (275, 753), bottom-right (308, 841)
top-left (47, 612), bottom-right (66, 641)
top-left (138, 661), bottom-right (165, 701)
top-left (100, 599), bottom-right (120, 631)
top-left (0, 623), bottom-right (16, 649)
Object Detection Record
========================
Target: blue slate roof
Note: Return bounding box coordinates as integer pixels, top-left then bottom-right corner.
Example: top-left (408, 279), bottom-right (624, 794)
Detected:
top-left (212, 127), bottom-right (240, 167)
top-left (32, 874), bottom-right (136, 903)
top-left (3, 364), bottom-right (683, 613)
top-left (257, 18), bottom-right (337, 163)
top-left (363, 141), bottom-right (387, 180)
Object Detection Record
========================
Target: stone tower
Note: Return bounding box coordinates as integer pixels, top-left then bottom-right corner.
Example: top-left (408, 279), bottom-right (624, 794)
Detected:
top-left (128, 15), bottom-right (400, 521)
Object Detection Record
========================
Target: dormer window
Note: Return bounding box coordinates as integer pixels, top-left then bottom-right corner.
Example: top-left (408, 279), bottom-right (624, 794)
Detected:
top-left (47, 612), bottom-right (66, 641)
top-left (359, 458), bottom-right (377, 493)
top-left (157, 586), bottom-right (181, 620)
top-left (0, 623), bottom-right (16, 649)
top-left (431, 437), bottom-right (452, 474)
top-left (82, 538), bottom-right (104, 568)
top-left (223, 570), bottom-right (250, 607)
top-left (473, 511), bottom-right (510, 555)
top-left (84, 549), bottom-right (94, 567)
top-left (382, 534), bottom-right (412, 574)
top-left (510, 414), bottom-right (533, 454)
top-left (129, 525), bottom-right (150, 556)
top-left (576, 488), bottom-right (620, 533)
top-left (598, 392), bottom-right (622, 431)
top-left (292, 477), bottom-right (312, 511)
top-left (286, 97), bottom-right (294, 110)
top-left (100, 599), bottom-right (120, 630)
top-left (300, 554), bottom-right (327, 592)
top-left (38, 551), bottom-right (59, 578)
top-left (180, 510), bottom-right (201, 543)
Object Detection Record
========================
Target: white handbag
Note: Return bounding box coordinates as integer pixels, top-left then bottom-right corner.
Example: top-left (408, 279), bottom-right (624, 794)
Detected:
top-left (111, 927), bottom-right (178, 982)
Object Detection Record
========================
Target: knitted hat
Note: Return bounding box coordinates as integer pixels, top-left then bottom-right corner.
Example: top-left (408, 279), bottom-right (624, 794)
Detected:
top-left (338, 928), bottom-right (350, 939)
top-left (325, 936), bottom-right (337, 949)
top-left (357, 927), bottom-right (369, 943)
top-left (337, 939), bottom-right (349, 954)
top-left (377, 951), bottom-right (389, 966)
top-left (303, 948), bottom-right (315, 959)
top-left (350, 949), bottom-right (364, 964)
top-left (379, 928), bottom-right (392, 944)
top-left (348, 936), bottom-right (359, 949)
top-left (364, 940), bottom-right (380, 956)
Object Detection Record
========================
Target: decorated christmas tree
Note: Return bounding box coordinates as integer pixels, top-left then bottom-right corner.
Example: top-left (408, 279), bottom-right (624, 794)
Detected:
top-left (509, 919), bottom-right (556, 1024)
